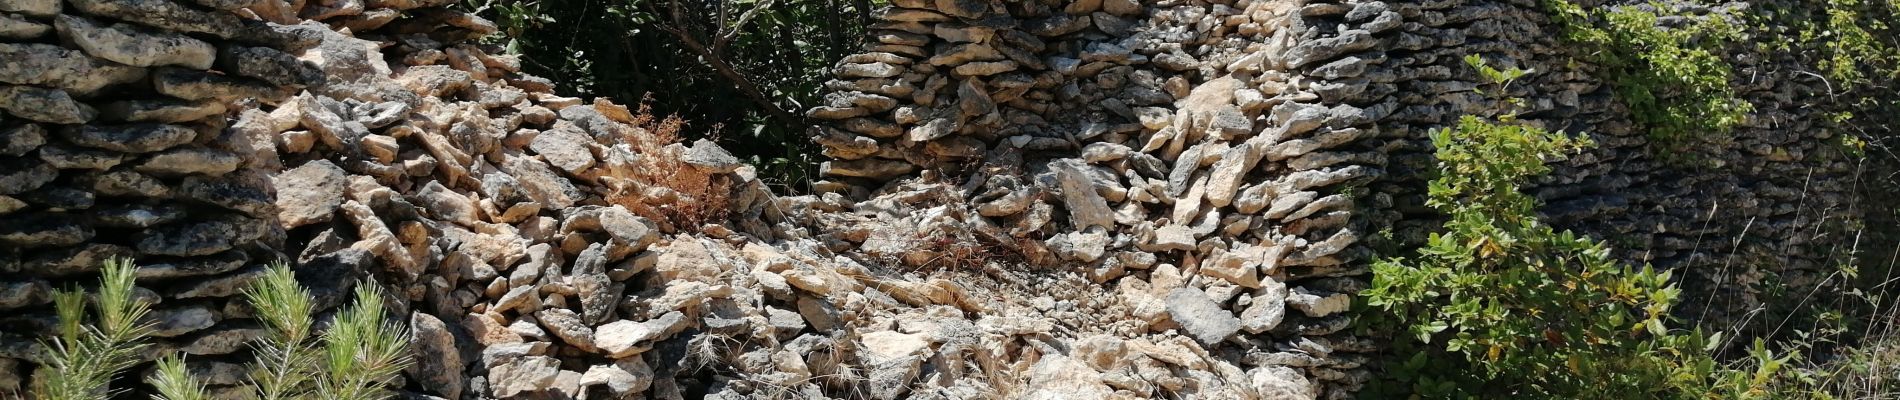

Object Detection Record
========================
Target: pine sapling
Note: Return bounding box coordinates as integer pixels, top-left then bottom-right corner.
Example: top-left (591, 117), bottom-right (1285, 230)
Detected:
top-left (148, 355), bottom-right (211, 400)
top-left (317, 283), bottom-right (412, 400)
top-left (244, 263), bottom-right (322, 400)
top-left (33, 257), bottom-right (155, 400)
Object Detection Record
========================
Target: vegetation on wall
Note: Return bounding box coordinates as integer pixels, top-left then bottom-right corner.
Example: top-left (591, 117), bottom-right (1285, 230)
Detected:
top-left (1542, 0), bottom-right (1751, 151)
top-left (1358, 56), bottom-right (1900, 399)
top-left (31, 260), bottom-right (410, 400)
top-left (1363, 57), bottom-right (1721, 398)
top-left (463, 0), bottom-right (885, 191)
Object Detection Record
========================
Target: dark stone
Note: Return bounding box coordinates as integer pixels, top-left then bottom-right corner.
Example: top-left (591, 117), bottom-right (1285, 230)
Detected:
top-left (93, 203), bottom-right (187, 228)
top-left (0, 124), bottom-right (44, 156)
top-left (179, 175), bottom-right (275, 218)
top-left (137, 215), bottom-right (266, 257)
top-left (135, 249), bottom-right (249, 280)
top-left (216, 45), bottom-right (322, 87)
top-left (0, 85), bottom-right (94, 124)
top-left (0, 213), bottom-right (91, 248)
top-left (27, 243), bottom-right (131, 277)
top-left (0, 156), bottom-right (56, 195)
top-left (65, 0), bottom-right (246, 39)
top-left (153, 67), bottom-right (290, 103)
top-left (85, 170), bottom-right (170, 197)
top-left (38, 144), bottom-right (126, 170)
top-left (64, 123), bottom-right (197, 153)
top-left (17, 186), bottom-right (93, 210)
top-left (296, 248), bottom-right (370, 311)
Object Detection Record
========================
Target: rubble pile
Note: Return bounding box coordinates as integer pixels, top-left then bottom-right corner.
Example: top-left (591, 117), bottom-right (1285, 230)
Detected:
top-left (809, 0), bottom-right (1403, 396)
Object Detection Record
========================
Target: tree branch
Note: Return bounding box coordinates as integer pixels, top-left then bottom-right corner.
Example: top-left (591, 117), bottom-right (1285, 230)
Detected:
top-left (654, 17), bottom-right (806, 130)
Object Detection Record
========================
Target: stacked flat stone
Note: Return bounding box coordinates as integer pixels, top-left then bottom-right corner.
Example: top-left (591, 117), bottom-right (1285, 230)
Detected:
top-left (0, 0), bottom-right (326, 394)
top-left (807, 0), bottom-right (1391, 397)
top-left (810, 0), bottom-right (1870, 398)
top-left (0, 0), bottom-right (1873, 397)
top-left (805, 0), bottom-right (1160, 193)
top-left (1529, 1), bottom-right (1858, 332)
top-left (1337, 0), bottom-right (1862, 336)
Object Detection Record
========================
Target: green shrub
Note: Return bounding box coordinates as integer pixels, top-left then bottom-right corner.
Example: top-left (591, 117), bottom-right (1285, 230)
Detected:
top-left (31, 259), bottom-right (411, 400)
top-left (1544, 0), bottom-right (1752, 151)
top-left (1359, 57), bottom-right (1793, 399)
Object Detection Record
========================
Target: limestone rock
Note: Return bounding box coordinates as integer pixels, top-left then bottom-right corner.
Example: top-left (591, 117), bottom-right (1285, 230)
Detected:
top-left (0, 0), bottom-right (58, 16)
top-left (1022, 355), bottom-right (1113, 399)
top-left (682, 139), bottom-right (741, 173)
top-left (55, 15), bottom-right (215, 69)
top-left (1055, 160), bottom-right (1115, 230)
top-left (528, 126), bottom-right (595, 174)
top-left (274, 160), bottom-right (348, 228)
top-left (595, 311), bottom-right (685, 358)
top-left (409, 312), bottom-right (464, 400)
top-left (1240, 279), bottom-right (1287, 334)
top-left (489, 355), bottom-right (560, 398)
top-left (1165, 287), bottom-right (1240, 345)
top-left (501, 154), bottom-right (582, 209)
top-left (0, 86), bottom-right (95, 124)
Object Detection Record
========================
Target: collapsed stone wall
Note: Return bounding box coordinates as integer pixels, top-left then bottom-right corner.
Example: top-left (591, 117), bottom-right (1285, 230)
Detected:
top-left (0, 0), bottom-right (808, 398)
top-left (810, 0), bottom-right (1867, 396)
top-left (811, 0), bottom-right (1393, 396)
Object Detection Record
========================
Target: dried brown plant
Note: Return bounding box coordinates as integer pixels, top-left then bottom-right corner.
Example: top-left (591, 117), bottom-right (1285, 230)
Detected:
top-left (603, 98), bottom-right (733, 232)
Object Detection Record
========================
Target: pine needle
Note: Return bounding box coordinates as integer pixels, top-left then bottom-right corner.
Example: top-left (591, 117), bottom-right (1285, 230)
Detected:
top-left (244, 262), bottom-right (320, 400)
top-left (33, 257), bottom-right (155, 400)
top-left (320, 281), bottom-right (412, 400)
top-left (149, 356), bottom-right (211, 400)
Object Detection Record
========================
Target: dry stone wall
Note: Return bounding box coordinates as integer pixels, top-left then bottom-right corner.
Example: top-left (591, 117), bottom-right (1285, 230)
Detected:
top-left (0, 0), bottom-right (324, 392)
top-left (811, 0), bottom-right (1399, 396)
top-left (810, 0), bottom-right (1868, 396)
top-left (0, 0), bottom-right (801, 398)
top-left (0, 0), bottom-right (1871, 398)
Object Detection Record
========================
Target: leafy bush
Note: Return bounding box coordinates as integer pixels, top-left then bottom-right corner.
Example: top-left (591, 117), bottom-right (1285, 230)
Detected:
top-left (31, 259), bottom-right (410, 400)
top-left (1544, 0), bottom-right (1752, 151)
top-left (1359, 57), bottom-right (1796, 399)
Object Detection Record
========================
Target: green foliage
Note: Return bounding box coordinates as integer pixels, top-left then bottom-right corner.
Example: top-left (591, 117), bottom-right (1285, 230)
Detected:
top-left (34, 258), bottom-right (154, 400)
top-left (467, 0), bottom-right (885, 191)
top-left (32, 260), bottom-right (411, 400)
top-left (243, 263), bottom-right (413, 400)
top-left (246, 264), bottom-right (321, 400)
top-left (149, 356), bottom-right (211, 400)
top-left (1544, 0), bottom-right (1752, 151)
top-left (1359, 57), bottom-right (1797, 399)
top-left (317, 284), bottom-right (411, 400)
top-left (1785, 0), bottom-right (1900, 88)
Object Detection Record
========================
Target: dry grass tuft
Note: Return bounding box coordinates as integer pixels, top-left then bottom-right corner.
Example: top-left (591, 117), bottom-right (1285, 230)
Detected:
top-left (604, 98), bottom-right (733, 233)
